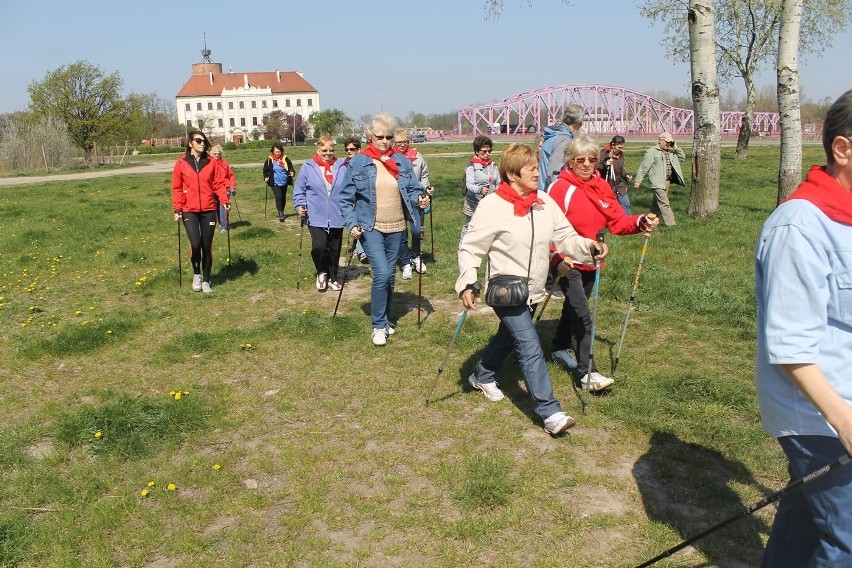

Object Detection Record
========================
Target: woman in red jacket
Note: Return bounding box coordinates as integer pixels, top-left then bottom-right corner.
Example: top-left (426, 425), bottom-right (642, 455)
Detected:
top-left (171, 131), bottom-right (229, 293)
top-left (547, 135), bottom-right (658, 390)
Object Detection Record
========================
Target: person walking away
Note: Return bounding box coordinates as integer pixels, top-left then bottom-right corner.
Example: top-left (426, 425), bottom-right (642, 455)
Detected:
top-left (538, 104), bottom-right (584, 190)
top-left (598, 135), bottom-right (633, 214)
top-left (755, 89), bottom-right (852, 568)
top-left (633, 132), bottom-right (684, 226)
top-left (294, 136), bottom-right (346, 291)
top-left (461, 135), bottom-right (499, 242)
top-left (210, 144), bottom-right (236, 232)
top-left (171, 130), bottom-right (229, 293)
top-left (263, 142), bottom-right (295, 222)
top-left (394, 129), bottom-right (432, 280)
top-left (547, 136), bottom-right (658, 390)
top-left (457, 142), bottom-right (608, 435)
top-left (339, 112), bottom-right (430, 346)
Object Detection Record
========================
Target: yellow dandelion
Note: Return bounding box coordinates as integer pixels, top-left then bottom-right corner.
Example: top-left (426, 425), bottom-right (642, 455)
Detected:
top-left (169, 390), bottom-right (176, 396)
top-left (174, 392), bottom-right (182, 400)
top-left (212, 463), bottom-right (222, 471)
top-left (75, 310), bottom-right (82, 316)
top-left (140, 489), bottom-right (150, 497)
top-left (94, 431), bottom-right (102, 439)
top-left (167, 483), bottom-right (176, 491)
top-left (182, 390), bottom-right (189, 395)
top-left (106, 330), bottom-right (113, 334)
top-left (147, 480), bottom-right (156, 487)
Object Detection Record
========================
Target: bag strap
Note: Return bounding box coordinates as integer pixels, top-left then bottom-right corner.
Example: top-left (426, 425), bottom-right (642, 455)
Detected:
top-left (526, 209), bottom-right (534, 282)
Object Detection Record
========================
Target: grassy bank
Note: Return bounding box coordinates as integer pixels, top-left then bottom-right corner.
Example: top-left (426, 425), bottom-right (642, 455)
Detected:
top-left (0, 144), bottom-right (826, 566)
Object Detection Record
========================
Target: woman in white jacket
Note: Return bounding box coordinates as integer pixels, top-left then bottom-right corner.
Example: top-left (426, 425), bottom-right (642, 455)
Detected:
top-left (456, 143), bottom-right (608, 435)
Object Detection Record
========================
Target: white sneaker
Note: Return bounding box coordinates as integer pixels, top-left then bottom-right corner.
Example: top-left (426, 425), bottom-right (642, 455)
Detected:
top-left (468, 374), bottom-right (505, 401)
top-left (412, 257), bottom-right (427, 274)
top-left (201, 282), bottom-right (213, 294)
top-left (192, 274), bottom-right (203, 292)
top-left (316, 272), bottom-right (328, 291)
top-left (401, 263), bottom-right (413, 280)
top-left (543, 412), bottom-right (576, 435)
top-left (371, 328), bottom-right (387, 346)
top-left (580, 372), bottom-right (615, 392)
top-left (385, 323), bottom-right (395, 336)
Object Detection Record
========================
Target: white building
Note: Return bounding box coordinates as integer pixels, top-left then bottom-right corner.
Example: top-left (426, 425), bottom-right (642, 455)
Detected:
top-left (176, 50), bottom-right (320, 144)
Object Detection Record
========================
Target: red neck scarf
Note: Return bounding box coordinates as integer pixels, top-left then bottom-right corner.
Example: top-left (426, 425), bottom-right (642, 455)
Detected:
top-left (270, 153), bottom-right (287, 168)
top-left (495, 181), bottom-right (543, 216)
top-left (786, 165), bottom-right (852, 225)
top-left (361, 143), bottom-right (399, 179)
top-left (312, 155), bottom-right (336, 184)
top-left (560, 168), bottom-right (611, 206)
top-left (399, 147), bottom-right (418, 163)
top-left (470, 156), bottom-right (493, 166)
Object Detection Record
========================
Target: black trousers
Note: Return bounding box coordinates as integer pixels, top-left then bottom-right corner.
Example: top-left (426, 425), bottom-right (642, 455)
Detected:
top-left (271, 185), bottom-right (287, 215)
top-left (182, 211), bottom-right (217, 282)
top-left (551, 268), bottom-right (596, 375)
top-left (308, 226), bottom-right (343, 282)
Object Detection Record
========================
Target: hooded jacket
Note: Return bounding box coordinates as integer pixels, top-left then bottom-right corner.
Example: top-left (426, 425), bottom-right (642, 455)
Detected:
top-left (538, 123), bottom-right (575, 190)
top-left (171, 152), bottom-right (229, 213)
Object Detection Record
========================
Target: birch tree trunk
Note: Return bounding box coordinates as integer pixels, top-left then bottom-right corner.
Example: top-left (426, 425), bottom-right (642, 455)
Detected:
top-left (688, 1), bottom-right (721, 217)
top-left (777, 0), bottom-right (803, 203)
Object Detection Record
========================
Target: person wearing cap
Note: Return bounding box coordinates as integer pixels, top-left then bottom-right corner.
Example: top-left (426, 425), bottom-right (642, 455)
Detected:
top-left (633, 132), bottom-right (685, 226)
top-left (538, 104), bottom-right (584, 190)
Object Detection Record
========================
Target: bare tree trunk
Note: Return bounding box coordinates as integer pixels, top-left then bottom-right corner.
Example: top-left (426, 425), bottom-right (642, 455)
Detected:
top-left (777, 0), bottom-right (803, 203)
top-left (688, 0), bottom-right (721, 218)
top-left (735, 77), bottom-right (757, 160)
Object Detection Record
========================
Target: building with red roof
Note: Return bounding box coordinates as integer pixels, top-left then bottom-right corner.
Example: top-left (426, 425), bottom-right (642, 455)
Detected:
top-left (176, 46), bottom-right (319, 144)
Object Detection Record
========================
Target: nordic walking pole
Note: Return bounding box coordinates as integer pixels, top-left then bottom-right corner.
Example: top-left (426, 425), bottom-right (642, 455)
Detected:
top-left (613, 232), bottom-right (651, 377)
top-left (425, 282), bottom-right (481, 406)
top-left (264, 184), bottom-right (268, 218)
top-left (176, 212), bottom-right (183, 288)
top-left (534, 280), bottom-right (561, 324)
top-left (584, 229), bottom-right (606, 405)
top-left (226, 210), bottom-right (231, 266)
top-left (417, 220), bottom-right (424, 329)
top-left (333, 234), bottom-right (357, 318)
top-left (296, 214), bottom-right (306, 289)
top-left (231, 192), bottom-right (241, 221)
top-left (428, 188), bottom-right (435, 261)
top-left (634, 453), bottom-right (852, 568)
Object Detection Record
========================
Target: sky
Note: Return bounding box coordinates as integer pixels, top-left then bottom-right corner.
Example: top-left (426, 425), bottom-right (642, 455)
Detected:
top-left (1, 0), bottom-right (850, 121)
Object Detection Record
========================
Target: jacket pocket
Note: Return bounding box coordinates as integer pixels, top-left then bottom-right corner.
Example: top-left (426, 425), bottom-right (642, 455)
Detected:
top-left (352, 173), bottom-right (369, 192)
top-left (837, 269), bottom-right (852, 324)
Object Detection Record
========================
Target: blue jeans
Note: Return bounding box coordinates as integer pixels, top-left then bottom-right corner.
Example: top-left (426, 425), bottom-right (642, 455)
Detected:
top-left (616, 192), bottom-right (631, 214)
top-left (473, 303), bottom-right (563, 421)
top-left (360, 229), bottom-right (403, 329)
top-left (761, 435), bottom-right (852, 567)
top-left (398, 211), bottom-right (423, 266)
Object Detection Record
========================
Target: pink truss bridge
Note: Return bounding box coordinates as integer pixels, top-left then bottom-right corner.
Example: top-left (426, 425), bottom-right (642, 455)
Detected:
top-left (457, 84), bottom-right (780, 137)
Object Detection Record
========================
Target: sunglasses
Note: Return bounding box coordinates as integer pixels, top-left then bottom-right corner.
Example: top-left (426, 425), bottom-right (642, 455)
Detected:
top-left (573, 156), bottom-right (598, 164)
top-left (192, 137), bottom-right (206, 144)
top-left (373, 135), bottom-right (394, 140)
top-left (345, 147), bottom-right (359, 152)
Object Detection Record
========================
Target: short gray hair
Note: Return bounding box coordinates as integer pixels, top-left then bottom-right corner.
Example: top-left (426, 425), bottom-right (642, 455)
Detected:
top-left (564, 135), bottom-right (599, 164)
top-left (365, 111), bottom-right (397, 138)
top-left (562, 104), bottom-right (585, 127)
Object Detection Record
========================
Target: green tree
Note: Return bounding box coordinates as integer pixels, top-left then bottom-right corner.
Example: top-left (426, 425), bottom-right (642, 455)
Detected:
top-left (27, 60), bottom-right (133, 163)
top-left (638, 0), bottom-right (850, 159)
top-left (308, 109), bottom-right (353, 137)
top-left (262, 110), bottom-right (287, 140)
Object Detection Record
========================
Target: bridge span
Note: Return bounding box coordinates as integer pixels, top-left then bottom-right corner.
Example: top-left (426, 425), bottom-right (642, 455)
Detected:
top-left (457, 84), bottom-right (779, 137)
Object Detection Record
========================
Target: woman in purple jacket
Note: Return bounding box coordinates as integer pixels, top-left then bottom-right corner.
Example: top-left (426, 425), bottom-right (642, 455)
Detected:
top-left (294, 136), bottom-right (346, 291)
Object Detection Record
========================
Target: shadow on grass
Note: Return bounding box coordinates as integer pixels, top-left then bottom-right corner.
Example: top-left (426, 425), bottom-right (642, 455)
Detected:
top-left (213, 256), bottom-right (260, 285)
top-left (633, 431), bottom-right (771, 567)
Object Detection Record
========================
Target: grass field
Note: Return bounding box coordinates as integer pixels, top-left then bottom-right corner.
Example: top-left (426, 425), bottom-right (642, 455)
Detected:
top-left (0, 143), bottom-right (827, 567)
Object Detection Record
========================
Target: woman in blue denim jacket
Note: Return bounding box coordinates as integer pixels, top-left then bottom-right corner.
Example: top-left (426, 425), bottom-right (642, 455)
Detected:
top-left (339, 112), bottom-right (430, 346)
